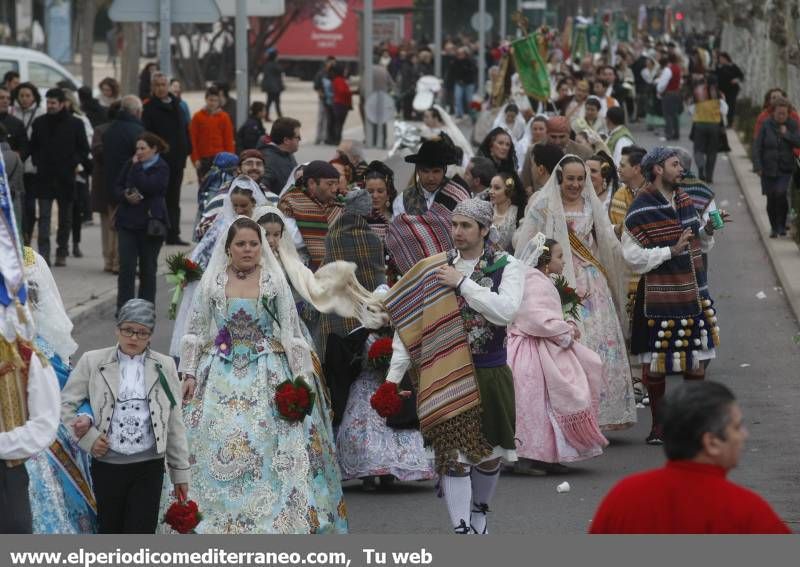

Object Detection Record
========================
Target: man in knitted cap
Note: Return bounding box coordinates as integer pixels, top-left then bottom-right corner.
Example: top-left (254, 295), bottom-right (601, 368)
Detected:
top-left (393, 137), bottom-right (470, 216)
top-left (623, 147), bottom-right (730, 445)
top-left (278, 159), bottom-right (343, 270)
top-left (383, 198), bottom-right (524, 534)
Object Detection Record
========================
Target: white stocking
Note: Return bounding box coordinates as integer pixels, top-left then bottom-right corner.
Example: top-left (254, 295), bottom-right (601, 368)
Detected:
top-left (441, 470), bottom-right (472, 533)
top-left (470, 462), bottom-right (501, 534)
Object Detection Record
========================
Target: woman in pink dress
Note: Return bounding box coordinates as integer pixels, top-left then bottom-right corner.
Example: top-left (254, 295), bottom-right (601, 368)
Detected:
top-left (508, 233), bottom-right (608, 475)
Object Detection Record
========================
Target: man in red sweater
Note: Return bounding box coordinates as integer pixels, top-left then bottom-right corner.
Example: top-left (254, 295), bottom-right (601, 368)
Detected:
top-left (190, 86), bottom-right (234, 181)
top-left (590, 381), bottom-right (790, 534)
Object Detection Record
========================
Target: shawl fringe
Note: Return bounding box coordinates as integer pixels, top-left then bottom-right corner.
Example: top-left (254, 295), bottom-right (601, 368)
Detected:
top-left (554, 408), bottom-right (608, 454)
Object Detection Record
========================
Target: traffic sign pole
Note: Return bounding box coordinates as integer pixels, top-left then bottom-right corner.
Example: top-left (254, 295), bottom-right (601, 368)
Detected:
top-left (434, 0), bottom-right (442, 78)
top-left (478, 0), bottom-right (486, 99)
top-left (159, 0), bottom-right (171, 77)
top-left (235, 0), bottom-right (248, 129)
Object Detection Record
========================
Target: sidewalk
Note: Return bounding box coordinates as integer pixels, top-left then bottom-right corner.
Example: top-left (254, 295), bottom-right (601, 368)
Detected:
top-left (58, 79), bottom-right (389, 325)
top-left (727, 130), bottom-right (800, 323)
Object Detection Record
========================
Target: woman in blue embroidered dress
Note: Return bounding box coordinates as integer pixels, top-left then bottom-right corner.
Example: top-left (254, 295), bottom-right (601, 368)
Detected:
top-left (174, 217), bottom-right (347, 534)
top-left (23, 247), bottom-right (96, 533)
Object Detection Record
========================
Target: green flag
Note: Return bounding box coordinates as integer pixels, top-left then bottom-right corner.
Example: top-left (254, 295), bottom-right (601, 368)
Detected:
top-left (587, 24), bottom-right (604, 53)
top-left (511, 34), bottom-right (550, 102)
top-left (572, 24), bottom-right (588, 61)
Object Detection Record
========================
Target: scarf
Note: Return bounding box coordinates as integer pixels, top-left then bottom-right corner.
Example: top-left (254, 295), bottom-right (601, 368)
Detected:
top-left (317, 212), bottom-right (385, 353)
top-left (386, 203), bottom-right (454, 275)
top-left (508, 268), bottom-right (607, 453)
top-left (383, 252), bottom-right (491, 471)
top-left (279, 187), bottom-right (343, 271)
top-left (402, 178), bottom-right (470, 216)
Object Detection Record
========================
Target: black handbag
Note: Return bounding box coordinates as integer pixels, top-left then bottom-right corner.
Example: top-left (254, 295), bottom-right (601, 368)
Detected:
top-left (147, 205), bottom-right (168, 238)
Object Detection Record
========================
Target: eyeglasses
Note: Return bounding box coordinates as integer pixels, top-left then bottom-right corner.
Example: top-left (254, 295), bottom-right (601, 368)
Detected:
top-left (118, 327), bottom-right (152, 340)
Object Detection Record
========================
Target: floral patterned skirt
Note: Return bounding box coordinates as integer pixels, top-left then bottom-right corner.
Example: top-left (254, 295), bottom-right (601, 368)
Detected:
top-left (336, 370), bottom-right (434, 482)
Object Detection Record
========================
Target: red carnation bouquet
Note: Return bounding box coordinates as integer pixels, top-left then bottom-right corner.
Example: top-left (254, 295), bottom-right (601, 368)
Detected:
top-left (163, 500), bottom-right (202, 534)
top-left (166, 252), bottom-right (204, 319)
top-left (275, 377), bottom-right (315, 422)
top-left (370, 381), bottom-right (403, 418)
top-left (367, 336), bottom-right (393, 369)
top-left (552, 274), bottom-right (585, 321)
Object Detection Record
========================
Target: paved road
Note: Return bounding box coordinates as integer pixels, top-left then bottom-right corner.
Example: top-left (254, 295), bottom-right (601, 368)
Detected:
top-left (72, 121), bottom-right (800, 534)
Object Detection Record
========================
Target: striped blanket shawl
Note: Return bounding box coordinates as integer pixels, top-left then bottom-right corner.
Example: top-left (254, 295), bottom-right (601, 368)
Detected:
top-left (279, 188), bottom-right (343, 271)
top-left (384, 252), bottom-right (491, 470)
top-left (386, 203), bottom-right (453, 275)
top-left (625, 187), bottom-right (708, 318)
top-left (679, 175), bottom-right (715, 216)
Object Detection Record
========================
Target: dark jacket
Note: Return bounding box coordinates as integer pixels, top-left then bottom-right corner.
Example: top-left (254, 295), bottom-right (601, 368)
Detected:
top-left (29, 109), bottom-right (91, 199)
top-left (256, 139), bottom-right (297, 193)
top-left (90, 122), bottom-right (113, 212)
top-left (102, 111), bottom-right (145, 198)
top-left (0, 112), bottom-right (29, 160)
top-left (261, 61), bottom-right (284, 94)
top-left (752, 117), bottom-right (800, 177)
top-left (236, 116), bottom-right (265, 153)
top-left (448, 57), bottom-right (477, 85)
top-left (114, 156), bottom-right (170, 231)
top-left (80, 99), bottom-right (109, 128)
top-left (1, 141), bottom-right (24, 199)
top-left (142, 94), bottom-right (192, 169)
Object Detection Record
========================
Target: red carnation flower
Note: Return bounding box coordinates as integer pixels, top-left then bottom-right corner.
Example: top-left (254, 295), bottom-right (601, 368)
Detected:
top-left (370, 381), bottom-right (403, 418)
top-left (164, 500), bottom-right (202, 534)
top-left (275, 378), bottom-right (315, 422)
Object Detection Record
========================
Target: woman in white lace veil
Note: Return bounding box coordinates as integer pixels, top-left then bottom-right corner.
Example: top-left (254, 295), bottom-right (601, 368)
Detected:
top-left (279, 163), bottom-right (307, 197)
top-left (169, 176), bottom-right (269, 357)
top-left (172, 216), bottom-right (347, 533)
top-left (514, 155), bottom-right (635, 430)
top-left (251, 204), bottom-right (387, 329)
top-left (491, 102), bottom-right (527, 143)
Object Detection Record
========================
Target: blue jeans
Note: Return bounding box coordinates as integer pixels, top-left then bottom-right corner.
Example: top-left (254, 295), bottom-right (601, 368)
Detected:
top-left (454, 82), bottom-right (475, 118)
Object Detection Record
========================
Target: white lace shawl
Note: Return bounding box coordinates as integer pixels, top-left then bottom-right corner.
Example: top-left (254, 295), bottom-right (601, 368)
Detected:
top-left (24, 249), bottom-right (78, 361)
top-left (179, 216), bottom-right (315, 384)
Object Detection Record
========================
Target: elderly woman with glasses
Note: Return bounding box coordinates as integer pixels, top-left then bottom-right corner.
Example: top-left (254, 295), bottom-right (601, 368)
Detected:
top-left (61, 299), bottom-right (190, 534)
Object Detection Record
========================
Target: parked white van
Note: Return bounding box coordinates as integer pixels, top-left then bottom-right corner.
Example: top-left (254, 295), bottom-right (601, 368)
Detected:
top-left (0, 46), bottom-right (82, 92)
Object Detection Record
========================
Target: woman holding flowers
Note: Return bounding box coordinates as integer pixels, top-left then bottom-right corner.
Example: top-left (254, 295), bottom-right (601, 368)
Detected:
top-left (515, 156), bottom-right (636, 431)
top-left (508, 234), bottom-right (608, 475)
top-left (176, 217), bottom-right (348, 533)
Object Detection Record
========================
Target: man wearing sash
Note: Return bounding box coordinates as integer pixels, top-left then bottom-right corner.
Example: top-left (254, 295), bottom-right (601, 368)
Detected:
top-left (383, 199), bottom-right (524, 534)
top-left (623, 147), bottom-right (729, 445)
top-left (392, 137), bottom-right (470, 216)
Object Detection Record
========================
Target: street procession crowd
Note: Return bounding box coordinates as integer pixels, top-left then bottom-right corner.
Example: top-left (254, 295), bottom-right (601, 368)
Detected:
top-left (1, 20), bottom-right (797, 537)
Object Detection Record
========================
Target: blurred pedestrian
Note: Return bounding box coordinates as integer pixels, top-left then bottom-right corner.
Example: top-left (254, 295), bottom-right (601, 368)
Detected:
top-left (90, 100), bottom-right (122, 274)
top-left (314, 56), bottom-right (336, 144)
top-left (11, 82), bottom-right (45, 245)
top-left (190, 86), bottom-right (234, 181)
top-left (257, 116), bottom-right (301, 192)
top-left (715, 52), bottom-right (743, 126)
top-left (138, 62), bottom-right (158, 100)
top-left (449, 47), bottom-right (477, 118)
top-left (169, 78), bottom-right (191, 124)
top-left (331, 63), bottom-right (352, 145)
top-left (97, 77), bottom-right (120, 108)
top-left (261, 48), bottom-right (284, 121)
top-left (236, 101), bottom-right (266, 153)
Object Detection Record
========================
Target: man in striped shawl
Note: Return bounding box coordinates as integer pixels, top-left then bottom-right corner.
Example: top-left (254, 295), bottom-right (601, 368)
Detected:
top-left (623, 147), bottom-right (730, 446)
top-left (383, 198), bottom-right (524, 534)
top-left (278, 160), bottom-right (343, 271)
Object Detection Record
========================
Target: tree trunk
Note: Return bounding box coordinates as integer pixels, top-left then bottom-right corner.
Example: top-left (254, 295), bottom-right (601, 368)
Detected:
top-left (121, 22), bottom-right (141, 96)
top-left (80, 0), bottom-right (98, 87)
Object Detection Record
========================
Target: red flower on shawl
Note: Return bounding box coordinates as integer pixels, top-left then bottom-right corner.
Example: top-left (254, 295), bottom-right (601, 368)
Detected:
top-left (164, 500), bottom-right (202, 534)
top-left (370, 381), bottom-right (403, 418)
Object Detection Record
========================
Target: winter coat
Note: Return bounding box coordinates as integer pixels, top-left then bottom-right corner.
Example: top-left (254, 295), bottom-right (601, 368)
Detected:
top-left (114, 156), bottom-right (170, 232)
top-left (752, 117), bottom-right (800, 177)
top-left (29, 109), bottom-right (91, 199)
top-left (1, 141), bottom-right (24, 199)
top-left (142, 94), bottom-right (192, 170)
top-left (90, 122), bottom-right (112, 212)
top-left (256, 139), bottom-right (297, 192)
top-left (102, 111), bottom-right (145, 199)
top-left (236, 116), bottom-right (266, 153)
top-left (0, 112), bottom-right (29, 160)
top-left (10, 102), bottom-right (45, 173)
top-left (261, 61), bottom-right (284, 94)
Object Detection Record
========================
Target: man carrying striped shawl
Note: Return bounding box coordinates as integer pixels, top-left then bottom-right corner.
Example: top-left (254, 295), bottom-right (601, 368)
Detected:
top-left (278, 160), bottom-right (343, 271)
top-left (623, 147), bottom-right (730, 446)
top-left (383, 198), bottom-right (524, 534)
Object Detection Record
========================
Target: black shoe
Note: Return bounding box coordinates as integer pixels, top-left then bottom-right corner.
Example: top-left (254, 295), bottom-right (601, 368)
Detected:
top-left (645, 431), bottom-right (663, 445)
top-left (769, 231), bottom-right (778, 239)
top-left (378, 475), bottom-right (396, 491)
top-left (779, 230), bottom-right (787, 237)
top-left (72, 245), bottom-right (83, 258)
top-left (361, 477), bottom-right (378, 492)
top-left (54, 255), bottom-right (67, 267)
top-left (166, 237), bottom-right (190, 246)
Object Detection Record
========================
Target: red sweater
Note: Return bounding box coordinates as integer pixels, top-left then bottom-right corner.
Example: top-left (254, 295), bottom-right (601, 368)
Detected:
top-left (190, 108), bottom-right (234, 162)
top-left (589, 461), bottom-right (791, 534)
top-left (332, 76), bottom-right (352, 108)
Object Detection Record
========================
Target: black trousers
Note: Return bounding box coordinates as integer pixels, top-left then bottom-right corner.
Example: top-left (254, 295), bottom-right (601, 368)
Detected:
top-left (332, 103), bottom-right (349, 145)
top-left (91, 458), bottom-right (165, 534)
top-left (692, 122), bottom-right (720, 183)
top-left (266, 91), bottom-right (283, 119)
top-left (37, 196), bottom-right (74, 261)
top-left (117, 228), bottom-right (163, 311)
top-left (762, 174), bottom-right (792, 233)
top-left (662, 92), bottom-right (682, 140)
top-left (72, 178), bottom-right (90, 245)
top-left (0, 463), bottom-right (33, 533)
top-left (165, 162), bottom-right (186, 240)
top-left (22, 173), bottom-right (37, 244)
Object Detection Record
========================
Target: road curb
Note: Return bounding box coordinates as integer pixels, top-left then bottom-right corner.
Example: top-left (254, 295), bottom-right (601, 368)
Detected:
top-left (727, 129), bottom-right (800, 323)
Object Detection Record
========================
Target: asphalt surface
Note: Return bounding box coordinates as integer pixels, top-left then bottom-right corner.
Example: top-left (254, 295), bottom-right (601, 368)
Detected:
top-left (73, 121), bottom-right (800, 534)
